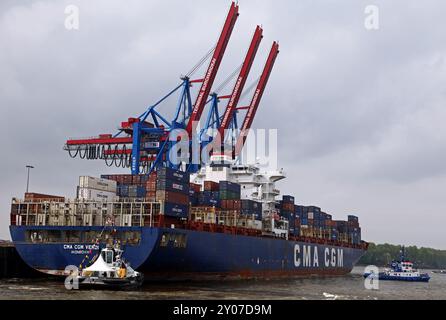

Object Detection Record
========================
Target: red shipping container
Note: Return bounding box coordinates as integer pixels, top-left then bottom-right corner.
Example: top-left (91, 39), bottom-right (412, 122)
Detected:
top-left (203, 181), bottom-right (219, 191)
top-left (221, 199), bottom-right (235, 210)
top-left (24, 193), bottom-right (65, 202)
top-left (281, 203), bottom-right (294, 212)
top-left (156, 190), bottom-right (189, 206)
top-left (145, 180), bottom-right (157, 192)
top-left (145, 191), bottom-right (156, 201)
top-left (233, 200), bottom-right (241, 210)
top-left (148, 172), bottom-right (157, 182)
top-left (190, 183), bottom-right (201, 193)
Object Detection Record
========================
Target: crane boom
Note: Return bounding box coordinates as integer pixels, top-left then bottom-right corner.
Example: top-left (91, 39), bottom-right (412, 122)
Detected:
top-left (234, 41), bottom-right (279, 156)
top-left (218, 25), bottom-right (263, 138)
top-left (186, 2), bottom-right (239, 135)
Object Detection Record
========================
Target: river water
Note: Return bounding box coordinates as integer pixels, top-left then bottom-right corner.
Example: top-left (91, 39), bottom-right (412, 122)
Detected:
top-left (1, 267), bottom-right (445, 300)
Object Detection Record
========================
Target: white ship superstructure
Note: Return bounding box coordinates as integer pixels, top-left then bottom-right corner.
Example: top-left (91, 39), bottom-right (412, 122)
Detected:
top-left (191, 154), bottom-right (289, 238)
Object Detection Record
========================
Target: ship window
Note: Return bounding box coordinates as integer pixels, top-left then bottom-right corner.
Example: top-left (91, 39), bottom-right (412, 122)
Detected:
top-left (84, 231), bottom-right (101, 243)
top-left (121, 231), bottom-right (141, 246)
top-left (65, 230), bottom-right (81, 243)
top-left (160, 233), bottom-right (169, 247)
top-left (105, 250), bottom-right (113, 264)
top-left (173, 233), bottom-right (187, 248)
top-left (28, 230), bottom-right (44, 243)
top-left (26, 230), bottom-right (65, 243)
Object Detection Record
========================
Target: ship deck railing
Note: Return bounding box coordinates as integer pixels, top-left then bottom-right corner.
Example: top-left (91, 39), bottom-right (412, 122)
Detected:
top-left (10, 198), bottom-right (160, 228)
top-left (10, 199), bottom-right (368, 250)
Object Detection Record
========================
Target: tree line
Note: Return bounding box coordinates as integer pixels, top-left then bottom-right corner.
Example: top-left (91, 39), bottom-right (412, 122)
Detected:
top-left (359, 243), bottom-right (446, 269)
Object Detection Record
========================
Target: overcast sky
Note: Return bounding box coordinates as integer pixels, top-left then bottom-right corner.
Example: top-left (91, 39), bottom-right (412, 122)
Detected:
top-left (1, 0), bottom-right (445, 249)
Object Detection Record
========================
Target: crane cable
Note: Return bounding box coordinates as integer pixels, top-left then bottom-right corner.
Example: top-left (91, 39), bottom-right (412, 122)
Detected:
top-left (214, 64), bottom-right (243, 94)
top-left (185, 44), bottom-right (216, 78)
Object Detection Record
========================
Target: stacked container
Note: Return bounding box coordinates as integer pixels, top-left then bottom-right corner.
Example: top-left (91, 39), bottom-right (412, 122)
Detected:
top-left (77, 176), bottom-right (117, 202)
top-left (203, 181), bottom-right (219, 192)
top-left (101, 174), bottom-right (148, 200)
top-left (189, 183), bottom-right (201, 206)
top-left (156, 167), bottom-right (190, 218)
top-left (197, 191), bottom-right (220, 207)
top-left (219, 181), bottom-right (241, 200)
top-left (347, 215), bottom-right (361, 244)
top-left (279, 195), bottom-right (296, 235)
top-left (240, 199), bottom-right (262, 220)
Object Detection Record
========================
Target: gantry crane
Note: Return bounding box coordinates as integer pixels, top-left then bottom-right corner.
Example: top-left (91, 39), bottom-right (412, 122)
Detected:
top-left (64, 2), bottom-right (278, 175)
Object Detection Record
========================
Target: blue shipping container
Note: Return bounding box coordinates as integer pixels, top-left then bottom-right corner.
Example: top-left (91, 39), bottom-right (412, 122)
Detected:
top-left (162, 202), bottom-right (189, 218)
top-left (157, 167), bottom-right (190, 184)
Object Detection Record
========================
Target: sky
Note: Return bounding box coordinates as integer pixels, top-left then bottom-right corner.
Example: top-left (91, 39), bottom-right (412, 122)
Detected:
top-left (1, 0), bottom-right (445, 249)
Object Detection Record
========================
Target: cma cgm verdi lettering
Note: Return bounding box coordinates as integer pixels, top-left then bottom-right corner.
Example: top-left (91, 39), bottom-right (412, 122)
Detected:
top-left (9, 162), bottom-right (367, 280)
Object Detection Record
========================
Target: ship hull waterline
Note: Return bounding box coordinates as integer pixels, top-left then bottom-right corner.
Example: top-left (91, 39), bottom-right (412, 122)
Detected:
top-left (10, 225), bottom-right (366, 281)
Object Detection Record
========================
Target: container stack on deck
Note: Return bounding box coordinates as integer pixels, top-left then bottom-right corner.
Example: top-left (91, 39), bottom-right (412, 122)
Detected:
top-left (98, 171), bottom-right (363, 244)
top-left (274, 195), bottom-right (362, 244)
top-left (16, 166), bottom-right (362, 245)
top-left (77, 176), bottom-right (118, 202)
top-left (100, 174), bottom-right (146, 199)
top-left (156, 167), bottom-right (190, 218)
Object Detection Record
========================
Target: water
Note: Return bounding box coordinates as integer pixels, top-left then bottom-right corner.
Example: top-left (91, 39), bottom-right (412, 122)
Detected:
top-left (1, 267), bottom-right (445, 300)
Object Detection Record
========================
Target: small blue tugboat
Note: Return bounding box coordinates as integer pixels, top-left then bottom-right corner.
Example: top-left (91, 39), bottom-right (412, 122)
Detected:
top-left (364, 247), bottom-right (430, 282)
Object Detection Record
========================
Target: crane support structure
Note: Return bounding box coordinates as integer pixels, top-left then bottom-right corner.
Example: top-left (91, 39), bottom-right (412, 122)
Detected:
top-left (186, 2), bottom-right (239, 136)
top-left (218, 25), bottom-right (263, 138)
top-left (63, 2), bottom-right (279, 175)
top-left (234, 41), bottom-right (279, 157)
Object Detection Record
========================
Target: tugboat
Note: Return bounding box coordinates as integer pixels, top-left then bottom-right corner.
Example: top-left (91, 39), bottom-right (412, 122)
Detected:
top-left (364, 247), bottom-right (430, 282)
top-left (76, 244), bottom-right (144, 289)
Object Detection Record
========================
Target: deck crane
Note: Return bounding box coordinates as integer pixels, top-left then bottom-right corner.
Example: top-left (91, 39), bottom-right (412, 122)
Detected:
top-left (234, 41), bottom-right (280, 157)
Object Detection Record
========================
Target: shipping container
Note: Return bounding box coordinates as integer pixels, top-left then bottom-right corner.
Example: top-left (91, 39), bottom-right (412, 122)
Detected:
top-left (79, 176), bottom-right (116, 193)
top-left (219, 190), bottom-right (240, 200)
top-left (307, 206), bottom-right (321, 214)
top-left (157, 167), bottom-right (189, 184)
top-left (77, 187), bottom-right (118, 202)
top-left (117, 185), bottom-right (129, 197)
top-left (156, 190), bottom-right (189, 205)
top-left (190, 183), bottom-right (201, 193)
top-left (282, 195), bottom-right (295, 204)
top-left (128, 185), bottom-right (146, 198)
top-left (219, 181), bottom-right (241, 193)
top-left (156, 179), bottom-right (189, 194)
top-left (161, 202), bottom-right (189, 218)
top-left (24, 193), bottom-right (65, 202)
top-left (145, 190), bottom-right (156, 202)
top-left (204, 181), bottom-right (220, 192)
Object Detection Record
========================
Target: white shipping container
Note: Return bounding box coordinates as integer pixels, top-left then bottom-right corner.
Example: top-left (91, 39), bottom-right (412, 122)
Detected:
top-left (79, 176), bottom-right (117, 193)
top-left (77, 187), bottom-right (118, 202)
top-left (308, 212), bottom-right (314, 220)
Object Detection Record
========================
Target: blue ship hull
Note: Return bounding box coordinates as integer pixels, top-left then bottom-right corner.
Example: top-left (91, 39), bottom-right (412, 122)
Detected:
top-left (10, 225), bottom-right (366, 280)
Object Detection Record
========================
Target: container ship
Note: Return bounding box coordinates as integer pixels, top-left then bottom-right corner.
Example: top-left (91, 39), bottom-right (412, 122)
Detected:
top-left (9, 2), bottom-right (367, 280)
